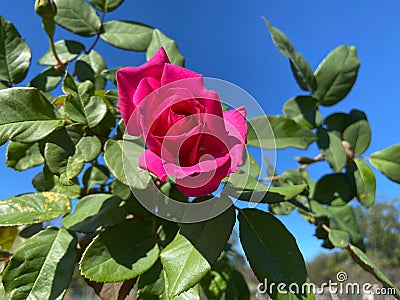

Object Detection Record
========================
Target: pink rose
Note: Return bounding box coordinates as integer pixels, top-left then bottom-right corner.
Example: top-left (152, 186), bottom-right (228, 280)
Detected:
top-left (117, 47), bottom-right (247, 197)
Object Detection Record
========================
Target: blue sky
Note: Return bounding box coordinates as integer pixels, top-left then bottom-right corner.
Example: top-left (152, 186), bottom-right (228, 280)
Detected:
top-left (1, 1), bottom-right (400, 261)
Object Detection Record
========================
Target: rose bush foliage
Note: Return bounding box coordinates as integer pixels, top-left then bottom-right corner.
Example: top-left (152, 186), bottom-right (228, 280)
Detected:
top-left (0, 1), bottom-right (399, 300)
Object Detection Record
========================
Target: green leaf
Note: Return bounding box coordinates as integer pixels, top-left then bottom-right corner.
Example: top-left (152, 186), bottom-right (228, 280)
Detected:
top-left (101, 68), bottom-right (120, 85)
top-left (38, 40), bottom-right (85, 65)
top-left (6, 142), bottom-right (43, 171)
top-left (328, 229), bottom-right (349, 248)
top-left (137, 260), bottom-right (165, 299)
top-left (225, 268), bottom-right (250, 300)
top-left (312, 173), bottom-right (355, 205)
top-left (80, 219), bottom-right (159, 282)
top-left (54, 0), bottom-right (101, 36)
top-left (30, 67), bottom-right (64, 91)
top-left (238, 208), bottom-right (310, 300)
top-left (311, 201), bottom-right (365, 250)
top-left (64, 79), bottom-right (108, 127)
top-left (342, 110), bottom-right (371, 155)
top-left (100, 21), bottom-right (154, 51)
top-left (348, 244), bottom-right (400, 298)
top-left (2, 227), bottom-right (76, 300)
top-left (0, 88), bottom-right (64, 144)
top-left (89, 0), bottom-right (124, 11)
top-left (283, 96), bottom-right (321, 129)
top-left (63, 194), bottom-right (126, 233)
top-left (0, 15), bottom-right (31, 84)
top-left (75, 50), bottom-right (107, 89)
top-left (0, 192), bottom-right (70, 226)
top-left (44, 124), bottom-right (84, 175)
top-left (105, 138), bottom-right (151, 189)
top-left (317, 128), bottom-right (347, 172)
top-left (370, 144), bottom-right (400, 183)
top-left (82, 164), bottom-right (110, 192)
top-left (263, 18), bottom-right (316, 92)
top-left (146, 29), bottom-right (184, 66)
top-left (66, 136), bottom-right (102, 179)
top-left (314, 45), bottom-right (360, 106)
top-left (247, 116), bottom-right (316, 150)
top-left (160, 205), bottom-right (235, 298)
top-left (32, 165), bottom-right (81, 199)
top-left (348, 158), bottom-right (376, 208)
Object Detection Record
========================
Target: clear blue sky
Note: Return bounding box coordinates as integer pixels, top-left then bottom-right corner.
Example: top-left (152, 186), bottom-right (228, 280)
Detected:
top-left (1, 1), bottom-right (399, 261)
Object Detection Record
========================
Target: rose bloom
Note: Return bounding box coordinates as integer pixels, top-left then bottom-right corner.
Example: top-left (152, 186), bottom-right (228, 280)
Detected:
top-left (117, 47), bottom-right (247, 197)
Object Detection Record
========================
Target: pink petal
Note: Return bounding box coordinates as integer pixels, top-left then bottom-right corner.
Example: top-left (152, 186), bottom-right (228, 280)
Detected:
top-left (160, 63), bottom-right (201, 86)
top-left (138, 150), bottom-right (168, 182)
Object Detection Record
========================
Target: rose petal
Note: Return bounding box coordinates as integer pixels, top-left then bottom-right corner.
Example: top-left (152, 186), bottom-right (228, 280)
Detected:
top-left (138, 150), bottom-right (168, 182)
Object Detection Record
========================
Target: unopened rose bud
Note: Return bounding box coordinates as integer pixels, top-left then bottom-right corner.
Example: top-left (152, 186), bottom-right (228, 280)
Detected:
top-left (34, 0), bottom-right (57, 19)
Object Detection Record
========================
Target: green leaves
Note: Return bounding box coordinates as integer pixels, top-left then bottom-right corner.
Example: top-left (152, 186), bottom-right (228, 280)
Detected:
top-left (317, 128), bottom-right (347, 172)
top-left (6, 142), bottom-right (43, 171)
top-left (314, 45), bottom-right (360, 106)
top-left (264, 18), bottom-right (316, 92)
top-left (283, 96), bottom-right (321, 129)
top-left (39, 40), bottom-right (85, 66)
top-left (0, 15), bottom-right (31, 84)
top-left (160, 205), bottom-right (235, 298)
top-left (370, 144), bottom-right (400, 183)
top-left (64, 78), bottom-right (108, 127)
top-left (30, 67), bottom-right (64, 91)
top-left (247, 116), bottom-right (316, 150)
top-left (89, 0), bottom-right (125, 12)
top-left (63, 194), bottom-right (126, 233)
top-left (101, 21), bottom-right (154, 51)
top-left (348, 158), bottom-right (376, 208)
top-left (54, 0), bottom-right (101, 36)
top-left (0, 88), bottom-right (64, 144)
top-left (312, 174), bottom-right (355, 205)
top-left (238, 208), bottom-right (310, 299)
top-left (0, 192), bottom-right (71, 226)
top-left (146, 29), bottom-right (185, 66)
top-left (75, 50), bottom-right (107, 89)
top-left (2, 227), bottom-right (77, 300)
top-left (80, 219), bottom-right (159, 282)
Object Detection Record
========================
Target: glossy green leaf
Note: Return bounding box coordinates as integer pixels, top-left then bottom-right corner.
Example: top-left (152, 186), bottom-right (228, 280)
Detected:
top-left (342, 110), bottom-right (371, 155)
top-left (0, 15), bottom-right (31, 84)
top-left (264, 18), bottom-right (316, 92)
top-left (247, 116), bottom-right (316, 150)
top-left (146, 29), bottom-right (184, 66)
top-left (283, 96), bottom-right (321, 129)
top-left (64, 79), bottom-right (107, 127)
top-left (6, 142), bottom-right (43, 171)
top-left (0, 88), bottom-right (64, 144)
top-left (80, 219), bottom-right (159, 282)
top-left (101, 21), bottom-right (154, 51)
top-left (238, 208), bottom-right (310, 300)
top-left (105, 138), bottom-right (151, 189)
top-left (370, 144), bottom-right (400, 183)
top-left (0, 192), bottom-right (70, 226)
top-left (161, 205), bottom-right (235, 298)
top-left (82, 165), bottom-right (110, 192)
top-left (314, 45), bottom-right (360, 106)
top-left (328, 229), bottom-right (349, 248)
top-left (2, 227), bottom-right (76, 300)
top-left (75, 50), bottom-right (107, 89)
top-left (317, 128), bottom-right (347, 172)
top-left (38, 40), bottom-right (85, 65)
top-left (54, 0), bottom-right (101, 36)
top-left (349, 158), bottom-right (376, 208)
top-left (89, 0), bottom-right (124, 11)
top-left (348, 244), bottom-right (400, 298)
top-left (30, 67), bottom-right (64, 91)
top-left (311, 201), bottom-right (364, 250)
top-left (44, 124), bottom-right (84, 175)
top-left (63, 194), bottom-right (126, 233)
top-left (136, 260), bottom-right (165, 299)
top-left (32, 166), bottom-right (81, 199)
top-left (312, 173), bottom-right (355, 205)
top-left (66, 136), bottom-right (102, 179)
